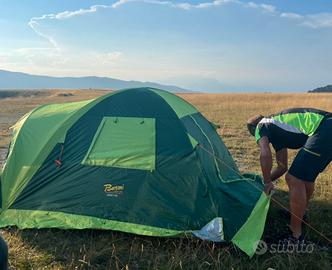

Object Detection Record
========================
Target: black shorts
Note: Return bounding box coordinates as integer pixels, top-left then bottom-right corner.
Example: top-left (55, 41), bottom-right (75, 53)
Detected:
top-left (289, 117), bottom-right (332, 182)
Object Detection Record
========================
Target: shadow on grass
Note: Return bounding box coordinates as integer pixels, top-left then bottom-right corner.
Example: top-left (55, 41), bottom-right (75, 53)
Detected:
top-left (263, 189), bottom-right (332, 246)
top-left (5, 188), bottom-right (332, 270)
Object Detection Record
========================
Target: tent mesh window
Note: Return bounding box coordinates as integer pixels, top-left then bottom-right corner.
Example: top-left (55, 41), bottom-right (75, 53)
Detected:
top-left (82, 116), bottom-right (156, 171)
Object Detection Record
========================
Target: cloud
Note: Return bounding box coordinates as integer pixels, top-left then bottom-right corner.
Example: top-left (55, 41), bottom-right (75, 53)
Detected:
top-left (172, 0), bottom-right (239, 10)
top-left (1, 47), bottom-right (124, 76)
top-left (112, 0), bottom-right (134, 8)
top-left (303, 13), bottom-right (332, 29)
top-left (301, 13), bottom-right (332, 29)
top-left (280, 12), bottom-right (303, 20)
top-left (54, 5), bottom-right (109, 19)
top-left (111, 0), bottom-right (277, 15)
top-left (28, 5), bottom-right (111, 50)
top-left (112, 0), bottom-right (240, 10)
top-left (14, 48), bottom-right (123, 65)
top-left (244, 2), bottom-right (276, 13)
top-left (17, 0), bottom-right (332, 77)
top-left (25, 0), bottom-right (332, 52)
top-left (28, 16), bottom-right (60, 50)
top-left (95, 52), bottom-right (123, 64)
top-left (280, 12), bottom-right (332, 29)
top-left (27, 0), bottom-right (278, 49)
top-left (26, 0), bottom-right (237, 49)
top-left (260, 4), bottom-right (276, 13)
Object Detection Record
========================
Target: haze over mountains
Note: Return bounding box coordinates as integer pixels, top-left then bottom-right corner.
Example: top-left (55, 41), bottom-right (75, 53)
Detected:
top-left (0, 70), bottom-right (189, 92)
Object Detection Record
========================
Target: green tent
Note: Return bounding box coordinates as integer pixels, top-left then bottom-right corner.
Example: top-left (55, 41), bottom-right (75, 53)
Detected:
top-left (0, 87), bottom-right (269, 256)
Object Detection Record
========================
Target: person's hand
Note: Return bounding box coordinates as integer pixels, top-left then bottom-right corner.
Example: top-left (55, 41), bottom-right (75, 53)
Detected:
top-left (264, 181), bottom-right (274, 195)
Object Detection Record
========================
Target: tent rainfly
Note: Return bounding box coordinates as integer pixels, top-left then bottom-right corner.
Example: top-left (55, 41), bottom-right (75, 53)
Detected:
top-left (0, 87), bottom-right (270, 256)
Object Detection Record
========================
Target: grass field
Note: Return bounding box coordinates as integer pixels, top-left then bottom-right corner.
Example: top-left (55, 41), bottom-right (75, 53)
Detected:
top-left (0, 90), bottom-right (331, 269)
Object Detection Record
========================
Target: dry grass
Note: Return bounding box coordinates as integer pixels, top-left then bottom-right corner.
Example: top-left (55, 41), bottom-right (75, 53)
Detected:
top-left (0, 90), bottom-right (331, 269)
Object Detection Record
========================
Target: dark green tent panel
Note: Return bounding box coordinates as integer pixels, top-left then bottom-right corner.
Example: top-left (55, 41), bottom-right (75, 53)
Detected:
top-left (0, 88), bottom-right (270, 256)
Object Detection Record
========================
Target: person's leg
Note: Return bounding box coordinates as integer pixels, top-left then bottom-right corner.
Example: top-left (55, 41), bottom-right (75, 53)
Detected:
top-left (286, 145), bottom-right (323, 239)
top-left (304, 182), bottom-right (315, 209)
top-left (0, 234), bottom-right (8, 270)
top-left (285, 173), bottom-right (307, 238)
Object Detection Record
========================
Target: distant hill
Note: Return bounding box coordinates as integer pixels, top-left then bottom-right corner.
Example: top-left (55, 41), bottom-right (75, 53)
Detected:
top-left (308, 85), bottom-right (332, 93)
top-left (0, 70), bottom-right (189, 92)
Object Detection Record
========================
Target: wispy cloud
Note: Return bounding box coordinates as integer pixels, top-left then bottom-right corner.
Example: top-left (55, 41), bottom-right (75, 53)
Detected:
top-left (28, 16), bottom-right (60, 50)
top-left (172, 0), bottom-right (239, 10)
top-left (281, 12), bottom-right (332, 29)
top-left (111, 0), bottom-right (276, 12)
top-left (304, 13), bottom-right (332, 29)
top-left (26, 4), bottom-right (123, 69)
top-left (95, 51), bottom-right (123, 64)
top-left (244, 2), bottom-right (276, 13)
top-left (260, 4), bottom-right (276, 13)
top-left (28, 5), bottom-right (111, 50)
top-left (112, 0), bottom-right (134, 8)
top-left (112, 0), bottom-right (332, 30)
top-left (280, 12), bottom-right (303, 20)
top-left (112, 0), bottom-right (239, 10)
top-left (24, 0), bottom-right (332, 52)
top-left (53, 5), bottom-right (109, 19)
top-left (16, 0), bottom-right (332, 77)
top-left (1, 47), bottom-right (124, 76)
top-left (26, 0), bottom-right (278, 49)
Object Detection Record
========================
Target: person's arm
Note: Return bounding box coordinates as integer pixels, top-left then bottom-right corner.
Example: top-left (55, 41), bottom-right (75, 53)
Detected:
top-left (258, 136), bottom-right (272, 183)
top-left (258, 136), bottom-right (274, 194)
top-left (270, 148), bottom-right (288, 181)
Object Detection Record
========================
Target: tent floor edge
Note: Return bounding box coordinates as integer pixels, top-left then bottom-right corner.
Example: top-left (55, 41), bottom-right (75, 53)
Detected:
top-left (0, 209), bottom-right (185, 237)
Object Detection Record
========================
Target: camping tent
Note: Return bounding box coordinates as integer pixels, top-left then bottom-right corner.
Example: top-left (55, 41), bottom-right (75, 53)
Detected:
top-left (0, 87), bottom-right (270, 256)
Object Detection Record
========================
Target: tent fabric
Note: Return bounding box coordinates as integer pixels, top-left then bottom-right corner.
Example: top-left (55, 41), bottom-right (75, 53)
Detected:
top-left (81, 116), bottom-right (156, 170)
top-left (232, 192), bottom-right (271, 257)
top-left (1, 98), bottom-right (98, 208)
top-left (0, 87), bottom-right (269, 256)
top-left (0, 209), bottom-right (183, 236)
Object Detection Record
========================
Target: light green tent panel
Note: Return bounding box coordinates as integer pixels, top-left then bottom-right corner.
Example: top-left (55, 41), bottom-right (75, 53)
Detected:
top-left (1, 99), bottom-right (94, 208)
top-left (187, 133), bottom-right (199, 148)
top-left (151, 89), bottom-right (198, 118)
top-left (82, 117), bottom-right (156, 171)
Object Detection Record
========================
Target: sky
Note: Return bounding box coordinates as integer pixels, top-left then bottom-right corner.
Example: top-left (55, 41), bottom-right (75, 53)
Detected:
top-left (0, 0), bottom-right (332, 92)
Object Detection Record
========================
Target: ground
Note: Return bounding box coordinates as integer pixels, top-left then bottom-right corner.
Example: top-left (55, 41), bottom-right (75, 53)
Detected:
top-left (0, 90), bottom-right (331, 269)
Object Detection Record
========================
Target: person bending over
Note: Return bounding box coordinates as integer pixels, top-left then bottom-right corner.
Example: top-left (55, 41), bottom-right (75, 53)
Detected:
top-left (247, 108), bottom-right (332, 241)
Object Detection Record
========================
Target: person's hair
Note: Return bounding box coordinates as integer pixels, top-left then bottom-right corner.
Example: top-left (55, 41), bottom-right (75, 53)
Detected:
top-left (247, 114), bottom-right (264, 136)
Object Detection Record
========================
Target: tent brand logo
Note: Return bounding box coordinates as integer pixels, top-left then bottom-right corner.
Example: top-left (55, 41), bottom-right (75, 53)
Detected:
top-left (104, 184), bottom-right (125, 197)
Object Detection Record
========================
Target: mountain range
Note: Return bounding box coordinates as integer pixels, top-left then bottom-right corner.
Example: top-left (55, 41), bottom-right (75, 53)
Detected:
top-left (308, 85), bottom-right (332, 93)
top-left (0, 70), bottom-right (189, 92)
